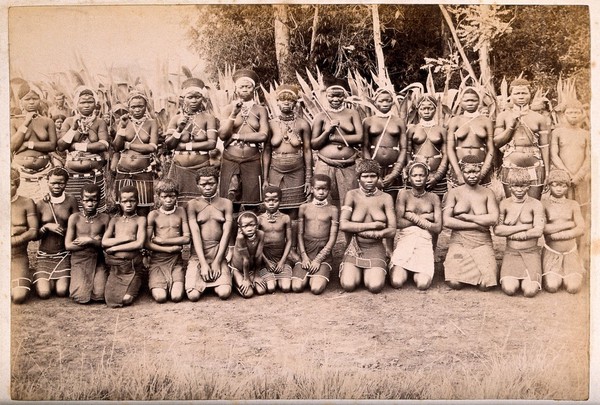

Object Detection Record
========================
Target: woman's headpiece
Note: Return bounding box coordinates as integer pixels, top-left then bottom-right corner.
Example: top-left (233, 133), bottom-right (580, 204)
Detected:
top-left (180, 78), bottom-right (207, 98)
top-left (233, 69), bottom-right (259, 88)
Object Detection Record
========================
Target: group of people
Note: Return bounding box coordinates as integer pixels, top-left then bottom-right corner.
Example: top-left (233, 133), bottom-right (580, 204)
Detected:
top-left (10, 68), bottom-right (590, 306)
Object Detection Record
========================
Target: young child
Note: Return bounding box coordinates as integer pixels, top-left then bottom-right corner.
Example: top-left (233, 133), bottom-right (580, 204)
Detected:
top-left (185, 166), bottom-right (234, 301)
top-left (291, 174), bottom-right (339, 295)
top-left (257, 185), bottom-right (294, 293)
top-left (35, 167), bottom-right (79, 299)
top-left (65, 184), bottom-right (110, 304)
top-left (11, 168), bottom-right (39, 304)
top-left (494, 169), bottom-right (545, 297)
top-left (339, 159), bottom-right (397, 294)
top-left (230, 211), bottom-right (266, 298)
top-left (389, 162), bottom-right (442, 290)
top-left (102, 185), bottom-right (147, 307)
top-left (542, 169), bottom-right (586, 293)
top-left (146, 179), bottom-right (191, 303)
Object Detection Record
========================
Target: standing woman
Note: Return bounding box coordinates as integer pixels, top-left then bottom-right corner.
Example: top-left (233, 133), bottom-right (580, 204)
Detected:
top-left (10, 82), bottom-right (58, 201)
top-left (494, 78), bottom-right (549, 200)
top-left (57, 86), bottom-right (110, 212)
top-left (446, 88), bottom-right (494, 188)
top-left (406, 95), bottom-right (448, 199)
top-left (362, 88), bottom-right (407, 200)
top-left (112, 91), bottom-right (159, 216)
top-left (219, 69), bottom-right (269, 211)
top-left (263, 84), bottom-right (312, 216)
top-left (165, 78), bottom-right (218, 206)
top-left (311, 78), bottom-right (363, 208)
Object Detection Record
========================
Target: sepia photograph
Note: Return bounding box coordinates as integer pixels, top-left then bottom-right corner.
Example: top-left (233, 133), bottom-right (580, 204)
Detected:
top-left (3, 1), bottom-right (597, 402)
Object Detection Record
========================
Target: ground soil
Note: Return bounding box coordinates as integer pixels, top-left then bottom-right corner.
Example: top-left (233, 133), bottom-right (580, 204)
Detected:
top-left (10, 229), bottom-right (590, 400)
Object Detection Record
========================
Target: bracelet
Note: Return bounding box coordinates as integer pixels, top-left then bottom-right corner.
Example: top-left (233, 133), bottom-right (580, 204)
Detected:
top-left (124, 141), bottom-right (131, 150)
top-left (27, 141), bottom-right (34, 150)
top-left (173, 131), bottom-right (182, 140)
top-left (18, 125), bottom-right (28, 133)
top-left (508, 126), bottom-right (515, 131)
top-left (228, 115), bottom-right (236, 121)
top-left (185, 142), bottom-right (193, 151)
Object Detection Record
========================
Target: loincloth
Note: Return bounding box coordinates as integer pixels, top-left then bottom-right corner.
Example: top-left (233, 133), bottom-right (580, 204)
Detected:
top-left (70, 247), bottom-right (106, 303)
top-left (11, 245), bottom-right (32, 291)
top-left (291, 237), bottom-right (332, 282)
top-left (104, 252), bottom-right (144, 308)
top-left (542, 244), bottom-right (585, 279)
top-left (499, 245), bottom-right (542, 288)
top-left (269, 152), bottom-right (307, 209)
top-left (390, 226), bottom-right (434, 278)
top-left (443, 229), bottom-right (497, 287)
top-left (186, 240), bottom-right (232, 291)
top-left (148, 251), bottom-right (185, 290)
top-left (258, 242), bottom-right (292, 281)
top-left (33, 251), bottom-right (71, 283)
top-left (341, 236), bottom-right (388, 276)
top-left (219, 149), bottom-right (262, 206)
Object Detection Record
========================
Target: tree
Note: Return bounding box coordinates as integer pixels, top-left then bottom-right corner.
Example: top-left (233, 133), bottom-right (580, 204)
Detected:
top-left (273, 5), bottom-right (295, 84)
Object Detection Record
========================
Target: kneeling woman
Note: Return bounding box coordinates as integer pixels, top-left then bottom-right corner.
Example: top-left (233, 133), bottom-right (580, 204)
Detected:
top-left (339, 159), bottom-right (396, 293)
top-left (389, 162), bottom-right (442, 290)
top-left (443, 155), bottom-right (499, 290)
top-left (186, 166), bottom-right (234, 300)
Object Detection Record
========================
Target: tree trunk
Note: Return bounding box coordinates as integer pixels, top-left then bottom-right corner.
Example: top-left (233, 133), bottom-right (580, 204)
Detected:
top-left (478, 5), bottom-right (492, 86)
top-left (309, 5), bottom-right (319, 66)
top-left (371, 5), bottom-right (386, 78)
top-left (439, 5), bottom-right (477, 80)
top-left (273, 5), bottom-right (295, 84)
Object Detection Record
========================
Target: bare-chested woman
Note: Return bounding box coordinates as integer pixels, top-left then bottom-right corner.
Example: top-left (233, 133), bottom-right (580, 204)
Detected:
top-left (11, 83), bottom-right (57, 201)
top-left (494, 78), bottom-right (550, 200)
top-left (363, 88), bottom-right (407, 200)
top-left (443, 155), bottom-right (499, 290)
top-left (312, 78), bottom-right (363, 207)
top-left (113, 91), bottom-right (159, 216)
top-left (57, 86), bottom-right (110, 212)
top-left (186, 166), bottom-right (234, 300)
top-left (219, 69), bottom-right (269, 210)
top-left (263, 84), bottom-right (312, 216)
top-left (494, 169), bottom-right (545, 297)
top-left (406, 95), bottom-right (448, 199)
top-left (11, 168), bottom-right (39, 304)
top-left (542, 170), bottom-right (586, 294)
top-left (390, 162), bottom-right (442, 290)
top-left (447, 88), bottom-right (494, 188)
top-left (165, 78), bottom-right (218, 206)
top-left (339, 159), bottom-right (396, 293)
top-left (550, 100), bottom-right (590, 268)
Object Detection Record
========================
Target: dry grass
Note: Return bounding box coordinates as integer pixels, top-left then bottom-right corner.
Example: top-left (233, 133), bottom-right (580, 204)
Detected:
top-left (11, 338), bottom-right (587, 401)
